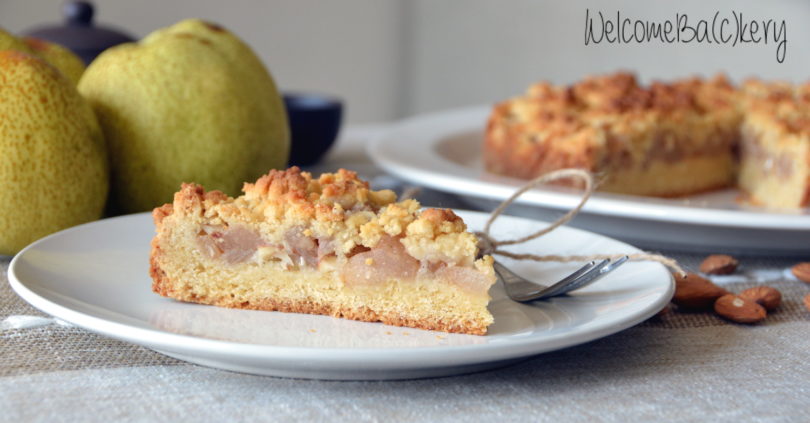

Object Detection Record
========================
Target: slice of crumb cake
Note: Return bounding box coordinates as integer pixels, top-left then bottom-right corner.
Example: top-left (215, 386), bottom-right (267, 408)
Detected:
top-left (150, 167), bottom-right (496, 335)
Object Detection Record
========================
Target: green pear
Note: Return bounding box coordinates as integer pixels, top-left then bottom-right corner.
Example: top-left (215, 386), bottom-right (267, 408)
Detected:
top-left (0, 51), bottom-right (108, 255)
top-left (0, 28), bottom-right (85, 86)
top-left (78, 19), bottom-right (290, 213)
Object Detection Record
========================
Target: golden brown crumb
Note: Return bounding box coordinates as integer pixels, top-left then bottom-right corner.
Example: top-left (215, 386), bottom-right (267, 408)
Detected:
top-left (242, 167), bottom-right (396, 219)
top-left (521, 71), bottom-right (736, 117)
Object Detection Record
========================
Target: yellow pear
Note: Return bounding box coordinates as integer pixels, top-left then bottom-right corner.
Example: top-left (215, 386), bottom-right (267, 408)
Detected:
top-left (0, 51), bottom-right (108, 255)
top-left (78, 19), bottom-right (290, 213)
top-left (0, 28), bottom-right (85, 85)
top-left (23, 37), bottom-right (86, 85)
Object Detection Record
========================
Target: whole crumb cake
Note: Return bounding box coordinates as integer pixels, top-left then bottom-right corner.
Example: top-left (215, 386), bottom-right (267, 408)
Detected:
top-left (150, 167), bottom-right (496, 335)
top-left (485, 72), bottom-right (810, 208)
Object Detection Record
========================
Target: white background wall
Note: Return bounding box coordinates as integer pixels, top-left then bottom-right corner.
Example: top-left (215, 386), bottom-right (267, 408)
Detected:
top-left (407, 0), bottom-right (809, 115)
top-left (2, 0), bottom-right (809, 123)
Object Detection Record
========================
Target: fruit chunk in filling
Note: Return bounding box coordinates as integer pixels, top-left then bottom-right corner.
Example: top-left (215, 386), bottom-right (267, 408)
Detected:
top-left (342, 236), bottom-right (419, 285)
top-left (284, 227), bottom-right (319, 267)
top-left (741, 130), bottom-right (794, 180)
top-left (197, 225), bottom-right (336, 267)
top-left (342, 236), bottom-right (491, 293)
top-left (197, 227), bottom-right (490, 293)
top-left (434, 265), bottom-right (493, 293)
top-left (196, 224), bottom-right (265, 264)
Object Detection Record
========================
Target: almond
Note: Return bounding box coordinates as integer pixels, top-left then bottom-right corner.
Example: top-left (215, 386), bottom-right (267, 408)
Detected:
top-left (791, 262), bottom-right (810, 283)
top-left (714, 294), bottom-right (767, 324)
top-left (804, 294), bottom-right (810, 312)
top-left (672, 272), bottom-right (729, 309)
top-left (739, 286), bottom-right (781, 311)
top-left (699, 254), bottom-right (738, 275)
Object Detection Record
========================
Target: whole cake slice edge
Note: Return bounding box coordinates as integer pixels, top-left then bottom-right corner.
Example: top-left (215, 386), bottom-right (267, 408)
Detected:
top-left (149, 167), bottom-right (496, 335)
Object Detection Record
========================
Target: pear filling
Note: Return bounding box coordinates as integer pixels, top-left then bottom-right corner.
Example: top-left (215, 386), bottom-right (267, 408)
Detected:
top-left (195, 228), bottom-right (489, 293)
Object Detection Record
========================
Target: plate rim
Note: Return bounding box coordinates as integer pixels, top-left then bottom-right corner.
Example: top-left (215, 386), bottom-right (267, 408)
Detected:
top-left (8, 211), bottom-right (674, 370)
top-left (367, 105), bottom-right (810, 230)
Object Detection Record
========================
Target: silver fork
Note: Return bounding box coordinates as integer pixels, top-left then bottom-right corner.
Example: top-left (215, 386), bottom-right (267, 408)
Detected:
top-left (493, 256), bottom-right (629, 302)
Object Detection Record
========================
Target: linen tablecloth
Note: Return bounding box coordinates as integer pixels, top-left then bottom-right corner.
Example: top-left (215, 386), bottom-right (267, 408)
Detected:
top-left (2, 127), bottom-right (809, 422)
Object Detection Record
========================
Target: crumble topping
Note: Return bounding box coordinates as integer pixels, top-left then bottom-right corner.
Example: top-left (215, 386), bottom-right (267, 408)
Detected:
top-left (240, 167), bottom-right (397, 222)
top-left (156, 167), bottom-right (486, 267)
top-left (742, 80), bottom-right (810, 137)
top-left (492, 72), bottom-right (810, 156)
top-left (518, 72), bottom-right (736, 119)
top-left (491, 72), bottom-right (741, 170)
top-left (401, 208), bottom-right (477, 266)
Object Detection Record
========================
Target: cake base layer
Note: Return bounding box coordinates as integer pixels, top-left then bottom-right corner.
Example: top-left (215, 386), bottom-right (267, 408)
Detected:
top-left (487, 154), bottom-right (735, 197)
top-left (598, 155), bottom-right (736, 197)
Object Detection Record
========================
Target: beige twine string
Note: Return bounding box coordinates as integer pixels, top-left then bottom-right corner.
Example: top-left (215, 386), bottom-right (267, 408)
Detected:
top-left (473, 168), bottom-right (686, 277)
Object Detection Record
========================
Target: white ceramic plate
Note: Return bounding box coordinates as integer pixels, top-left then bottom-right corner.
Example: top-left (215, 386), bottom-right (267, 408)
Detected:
top-left (368, 106), bottom-right (810, 255)
top-left (9, 211), bottom-right (672, 380)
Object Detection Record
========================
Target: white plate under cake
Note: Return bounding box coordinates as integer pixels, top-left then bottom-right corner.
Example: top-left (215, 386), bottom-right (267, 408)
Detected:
top-left (9, 210), bottom-right (673, 379)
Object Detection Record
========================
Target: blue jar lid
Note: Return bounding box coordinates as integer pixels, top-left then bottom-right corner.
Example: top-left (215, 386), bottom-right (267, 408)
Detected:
top-left (23, 1), bottom-right (135, 64)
